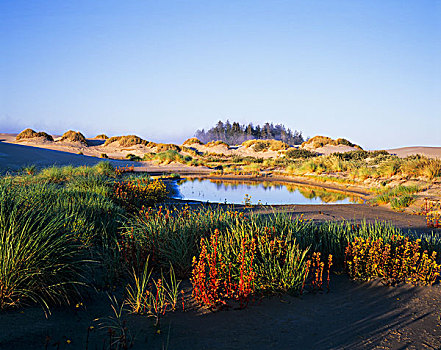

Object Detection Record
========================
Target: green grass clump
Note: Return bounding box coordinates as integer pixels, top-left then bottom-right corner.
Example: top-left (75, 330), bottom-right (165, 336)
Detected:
top-left (285, 148), bottom-right (318, 159)
top-left (332, 150), bottom-right (389, 161)
top-left (125, 153), bottom-right (142, 161)
top-left (390, 195), bottom-right (416, 210)
top-left (0, 184), bottom-right (87, 312)
top-left (373, 185), bottom-right (420, 209)
top-left (144, 150), bottom-right (191, 165)
top-left (121, 207), bottom-right (242, 277)
top-left (16, 128), bottom-right (54, 141)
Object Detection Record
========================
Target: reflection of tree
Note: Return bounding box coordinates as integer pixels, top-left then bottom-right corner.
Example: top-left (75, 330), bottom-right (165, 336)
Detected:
top-left (298, 188), bottom-right (316, 199)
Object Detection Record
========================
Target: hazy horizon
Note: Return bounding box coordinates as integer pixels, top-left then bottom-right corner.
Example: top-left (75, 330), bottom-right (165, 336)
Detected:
top-left (1, 1), bottom-right (440, 150)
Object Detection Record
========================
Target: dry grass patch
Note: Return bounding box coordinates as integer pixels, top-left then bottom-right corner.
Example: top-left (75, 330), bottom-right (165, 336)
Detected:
top-left (60, 130), bottom-right (88, 145)
top-left (16, 128), bottom-right (54, 142)
top-left (155, 143), bottom-right (181, 152)
top-left (94, 134), bottom-right (109, 139)
top-left (206, 140), bottom-right (230, 148)
top-left (302, 136), bottom-right (362, 150)
top-left (183, 137), bottom-right (204, 145)
top-left (242, 139), bottom-right (289, 152)
top-left (104, 135), bottom-right (153, 147)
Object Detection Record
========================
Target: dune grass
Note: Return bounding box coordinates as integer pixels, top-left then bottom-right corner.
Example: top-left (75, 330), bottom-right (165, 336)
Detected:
top-left (242, 139), bottom-right (290, 152)
top-left (60, 130), bottom-right (88, 145)
top-left (301, 136), bottom-right (362, 149)
top-left (183, 137), bottom-right (204, 145)
top-left (104, 135), bottom-right (155, 147)
top-left (16, 128), bottom-right (54, 141)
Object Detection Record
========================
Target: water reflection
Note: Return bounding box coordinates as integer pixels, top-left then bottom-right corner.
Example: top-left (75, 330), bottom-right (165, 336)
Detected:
top-left (172, 178), bottom-right (362, 205)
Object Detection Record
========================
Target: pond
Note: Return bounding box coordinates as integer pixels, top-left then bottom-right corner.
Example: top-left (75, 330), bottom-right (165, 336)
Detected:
top-left (171, 178), bottom-right (363, 205)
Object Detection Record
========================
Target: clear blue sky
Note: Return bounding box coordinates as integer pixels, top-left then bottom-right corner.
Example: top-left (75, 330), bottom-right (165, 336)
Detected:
top-left (1, 1), bottom-right (440, 149)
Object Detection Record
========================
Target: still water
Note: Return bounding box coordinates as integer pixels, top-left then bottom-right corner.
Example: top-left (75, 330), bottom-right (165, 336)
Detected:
top-left (171, 178), bottom-right (362, 205)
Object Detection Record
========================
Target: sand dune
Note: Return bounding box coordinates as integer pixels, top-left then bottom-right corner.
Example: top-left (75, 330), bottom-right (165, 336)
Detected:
top-left (387, 146), bottom-right (441, 159)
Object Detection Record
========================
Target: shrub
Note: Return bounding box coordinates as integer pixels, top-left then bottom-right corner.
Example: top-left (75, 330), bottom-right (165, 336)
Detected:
top-left (125, 153), bottom-right (142, 161)
top-left (16, 128), bottom-right (54, 141)
top-left (95, 134), bottom-right (109, 139)
top-left (113, 178), bottom-right (167, 211)
top-left (60, 130), bottom-right (88, 145)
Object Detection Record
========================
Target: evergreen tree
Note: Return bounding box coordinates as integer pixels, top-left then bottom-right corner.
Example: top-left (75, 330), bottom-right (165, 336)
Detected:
top-left (195, 120), bottom-right (304, 145)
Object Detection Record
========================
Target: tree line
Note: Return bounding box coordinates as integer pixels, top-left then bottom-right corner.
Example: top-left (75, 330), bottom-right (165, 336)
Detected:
top-left (195, 120), bottom-right (304, 145)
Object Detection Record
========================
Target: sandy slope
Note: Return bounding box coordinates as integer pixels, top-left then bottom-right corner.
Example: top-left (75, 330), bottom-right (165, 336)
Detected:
top-left (387, 146), bottom-right (441, 159)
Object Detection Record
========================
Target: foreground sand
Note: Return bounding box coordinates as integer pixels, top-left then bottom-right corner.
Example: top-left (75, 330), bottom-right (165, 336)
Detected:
top-left (1, 275), bottom-right (440, 350)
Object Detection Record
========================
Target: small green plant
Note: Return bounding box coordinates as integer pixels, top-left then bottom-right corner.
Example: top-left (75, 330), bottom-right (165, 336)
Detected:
top-left (125, 258), bottom-right (181, 326)
top-left (22, 165), bottom-right (37, 175)
top-left (125, 153), bottom-right (142, 161)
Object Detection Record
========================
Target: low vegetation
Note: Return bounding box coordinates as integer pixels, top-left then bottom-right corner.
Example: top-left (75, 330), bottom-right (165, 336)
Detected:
top-left (60, 130), bottom-right (88, 145)
top-left (302, 135), bottom-right (362, 149)
top-left (183, 137), bottom-right (204, 145)
top-left (155, 143), bottom-right (181, 152)
top-left (285, 148), bottom-right (318, 159)
top-left (104, 135), bottom-right (155, 147)
top-left (94, 134), bottom-right (109, 139)
top-left (373, 185), bottom-right (421, 209)
top-left (242, 139), bottom-right (289, 152)
top-left (205, 140), bottom-right (230, 148)
top-left (16, 128), bottom-right (54, 141)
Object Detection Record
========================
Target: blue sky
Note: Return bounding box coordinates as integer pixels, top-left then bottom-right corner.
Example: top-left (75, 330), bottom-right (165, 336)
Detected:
top-left (1, 1), bottom-right (440, 149)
